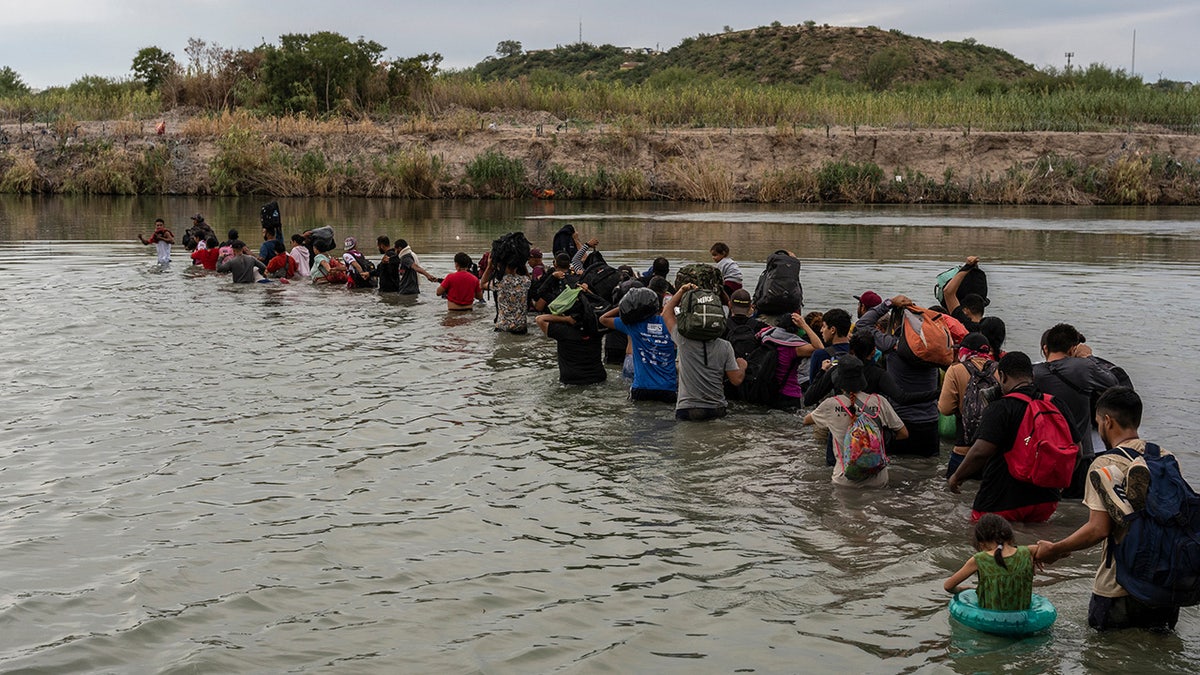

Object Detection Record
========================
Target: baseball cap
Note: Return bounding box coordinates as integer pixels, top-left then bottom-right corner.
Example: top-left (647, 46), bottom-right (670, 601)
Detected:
top-left (730, 289), bottom-right (752, 315)
top-left (343, 237), bottom-right (357, 249)
top-left (530, 247), bottom-right (543, 258)
top-left (854, 290), bottom-right (882, 309)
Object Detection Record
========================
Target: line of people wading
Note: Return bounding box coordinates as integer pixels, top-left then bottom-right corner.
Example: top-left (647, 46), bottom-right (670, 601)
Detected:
top-left (144, 213), bottom-right (1197, 634)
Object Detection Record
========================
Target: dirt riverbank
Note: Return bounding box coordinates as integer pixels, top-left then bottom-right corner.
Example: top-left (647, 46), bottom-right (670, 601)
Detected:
top-left (3, 112), bottom-right (1199, 203)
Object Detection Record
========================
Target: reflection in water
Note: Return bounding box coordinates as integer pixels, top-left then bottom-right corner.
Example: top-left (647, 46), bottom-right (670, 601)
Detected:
top-left (0, 199), bottom-right (1198, 672)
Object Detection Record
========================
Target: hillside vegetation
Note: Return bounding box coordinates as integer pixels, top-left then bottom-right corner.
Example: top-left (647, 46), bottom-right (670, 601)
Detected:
top-left (472, 24), bottom-right (1038, 90)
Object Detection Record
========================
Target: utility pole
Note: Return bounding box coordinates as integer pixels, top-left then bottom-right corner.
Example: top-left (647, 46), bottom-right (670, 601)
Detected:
top-left (1065, 52), bottom-right (1074, 71)
top-left (579, 17), bottom-right (582, 44)
top-left (1131, 29), bottom-right (1136, 75)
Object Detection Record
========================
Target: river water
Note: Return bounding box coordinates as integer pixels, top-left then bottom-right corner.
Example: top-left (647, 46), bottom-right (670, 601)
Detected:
top-left (1, 196), bottom-right (1199, 673)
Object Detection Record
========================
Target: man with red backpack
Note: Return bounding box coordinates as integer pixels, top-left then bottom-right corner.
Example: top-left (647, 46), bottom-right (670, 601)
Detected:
top-left (948, 351), bottom-right (1080, 523)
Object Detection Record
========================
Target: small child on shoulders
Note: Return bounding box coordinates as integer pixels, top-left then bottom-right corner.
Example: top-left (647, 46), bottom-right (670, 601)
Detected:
top-left (944, 514), bottom-right (1040, 610)
top-left (709, 242), bottom-right (743, 294)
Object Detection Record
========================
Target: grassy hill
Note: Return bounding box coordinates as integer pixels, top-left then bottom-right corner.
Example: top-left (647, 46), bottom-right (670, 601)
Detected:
top-left (471, 24), bottom-right (1039, 89)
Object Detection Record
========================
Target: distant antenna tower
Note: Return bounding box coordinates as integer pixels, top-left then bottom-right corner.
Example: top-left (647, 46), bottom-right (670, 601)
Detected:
top-left (1065, 52), bottom-right (1074, 70)
top-left (1131, 29), bottom-right (1136, 74)
top-left (579, 17), bottom-right (582, 44)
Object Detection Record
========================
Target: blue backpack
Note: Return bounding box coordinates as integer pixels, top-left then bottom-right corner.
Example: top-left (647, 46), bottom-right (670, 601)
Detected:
top-left (1107, 443), bottom-right (1200, 608)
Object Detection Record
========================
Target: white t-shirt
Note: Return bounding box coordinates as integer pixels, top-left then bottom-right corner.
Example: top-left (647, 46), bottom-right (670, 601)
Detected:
top-left (810, 393), bottom-right (904, 487)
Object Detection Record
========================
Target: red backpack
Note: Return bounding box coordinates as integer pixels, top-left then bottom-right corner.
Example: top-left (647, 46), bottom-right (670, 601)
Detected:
top-left (1003, 392), bottom-right (1078, 488)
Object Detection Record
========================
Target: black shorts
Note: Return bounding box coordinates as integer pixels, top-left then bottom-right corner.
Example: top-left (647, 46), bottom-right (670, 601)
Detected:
top-left (630, 388), bottom-right (677, 403)
top-left (1088, 594), bottom-right (1180, 632)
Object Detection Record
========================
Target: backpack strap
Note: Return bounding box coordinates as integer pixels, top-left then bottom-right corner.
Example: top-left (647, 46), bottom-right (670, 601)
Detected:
top-left (1046, 363), bottom-right (1088, 395)
top-left (1004, 391), bottom-right (1032, 404)
top-left (1144, 442), bottom-right (1161, 459)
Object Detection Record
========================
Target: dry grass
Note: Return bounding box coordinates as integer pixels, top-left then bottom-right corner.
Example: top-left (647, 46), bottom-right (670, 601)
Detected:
top-left (0, 154), bottom-right (44, 193)
top-left (662, 155), bottom-right (735, 202)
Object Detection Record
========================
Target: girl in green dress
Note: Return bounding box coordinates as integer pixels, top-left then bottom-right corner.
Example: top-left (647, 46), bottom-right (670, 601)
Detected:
top-left (944, 514), bottom-right (1041, 611)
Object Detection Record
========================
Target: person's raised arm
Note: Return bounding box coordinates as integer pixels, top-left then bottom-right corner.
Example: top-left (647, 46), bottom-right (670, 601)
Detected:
top-left (944, 256), bottom-right (978, 314)
top-left (599, 306), bottom-right (619, 330)
top-left (855, 296), bottom-right (908, 353)
top-left (791, 312), bottom-right (824, 355)
top-left (662, 283), bottom-right (692, 333)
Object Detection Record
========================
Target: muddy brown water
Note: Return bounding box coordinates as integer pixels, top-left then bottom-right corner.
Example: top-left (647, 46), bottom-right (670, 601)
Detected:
top-left (2, 196), bottom-right (1199, 673)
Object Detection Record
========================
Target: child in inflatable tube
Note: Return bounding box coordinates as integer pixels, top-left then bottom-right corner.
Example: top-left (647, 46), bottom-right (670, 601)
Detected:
top-left (943, 514), bottom-right (1057, 636)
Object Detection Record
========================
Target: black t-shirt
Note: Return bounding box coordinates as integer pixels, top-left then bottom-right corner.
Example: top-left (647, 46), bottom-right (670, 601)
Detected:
top-left (950, 307), bottom-right (981, 334)
top-left (548, 323), bottom-right (606, 385)
top-left (971, 383), bottom-right (1069, 512)
top-left (376, 249), bottom-right (400, 292)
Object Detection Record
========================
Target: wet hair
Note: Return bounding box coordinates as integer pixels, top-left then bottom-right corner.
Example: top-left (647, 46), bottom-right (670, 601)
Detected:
top-left (998, 351), bottom-right (1033, 379)
top-left (396, 239), bottom-right (408, 249)
top-left (154, 218), bottom-right (165, 225)
top-left (651, 257), bottom-right (670, 276)
top-left (973, 514), bottom-right (1015, 569)
top-left (1044, 323), bottom-right (1083, 355)
top-left (1096, 386), bottom-right (1142, 429)
top-left (554, 253), bottom-right (572, 270)
top-left (273, 240), bottom-right (286, 255)
top-left (227, 228), bottom-right (239, 240)
top-left (849, 331), bottom-right (877, 361)
top-left (291, 234), bottom-right (305, 245)
top-left (230, 239), bottom-right (246, 251)
top-left (979, 316), bottom-right (1006, 354)
top-left (805, 311), bottom-right (824, 334)
top-left (617, 265), bottom-right (635, 282)
top-left (710, 242), bottom-right (729, 256)
top-left (959, 293), bottom-right (987, 318)
top-left (377, 235), bottom-right (390, 247)
top-left (822, 308), bottom-right (852, 337)
top-left (205, 235), bottom-right (219, 248)
top-left (454, 252), bottom-right (471, 268)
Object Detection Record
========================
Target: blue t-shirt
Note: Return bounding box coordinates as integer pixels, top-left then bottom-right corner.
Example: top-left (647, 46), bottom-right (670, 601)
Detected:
top-left (613, 315), bottom-right (677, 392)
top-left (808, 343), bottom-right (852, 385)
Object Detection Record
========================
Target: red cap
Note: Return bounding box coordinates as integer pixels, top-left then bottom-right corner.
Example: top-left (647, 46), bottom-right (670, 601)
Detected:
top-left (855, 290), bottom-right (882, 309)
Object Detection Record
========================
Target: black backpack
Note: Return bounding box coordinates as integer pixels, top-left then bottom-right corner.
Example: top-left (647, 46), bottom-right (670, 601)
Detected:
top-left (490, 232), bottom-right (532, 271)
top-left (347, 250), bottom-right (377, 288)
top-left (738, 344), bottom-right (780, 405)
top-left (723, 316), bottom-right (763, 361)
top-left (260, 201), bottom-right (282, 238)
top-left (753, 251), bottom-right (804, 315)
top-left (581, 261), bottom-right (621, 305)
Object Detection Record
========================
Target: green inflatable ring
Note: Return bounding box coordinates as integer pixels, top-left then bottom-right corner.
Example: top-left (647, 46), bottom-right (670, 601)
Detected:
top-left (939, 412), bottom-right (957, 440)
top-left (949, 590), bottom-right (1057, 636)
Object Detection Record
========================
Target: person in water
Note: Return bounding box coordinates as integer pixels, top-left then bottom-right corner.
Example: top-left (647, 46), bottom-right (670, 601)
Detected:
top-left (944, 513), bottom-right (1040, 611)
top-left (138, 218), bottom-right (174, 265)
top-left (436, 253), bottom-right (483, 310)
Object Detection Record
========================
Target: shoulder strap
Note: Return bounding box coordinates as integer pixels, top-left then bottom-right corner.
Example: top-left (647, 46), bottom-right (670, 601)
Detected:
top-left (1047, 363), bottom-right (1087, 394)
top-left (1004, 391), bottom-right (1032, 404)
top-left (1144, 442), bottom-right (1161, 459)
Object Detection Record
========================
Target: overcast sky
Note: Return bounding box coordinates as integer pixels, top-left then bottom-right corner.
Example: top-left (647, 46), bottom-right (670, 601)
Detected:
top-left (2, 0), bottom-right (1196, 89)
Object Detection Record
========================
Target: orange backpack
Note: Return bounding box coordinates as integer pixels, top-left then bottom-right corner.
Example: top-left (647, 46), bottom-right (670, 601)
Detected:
top-left (895, 305), bottom-right (955, 367)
